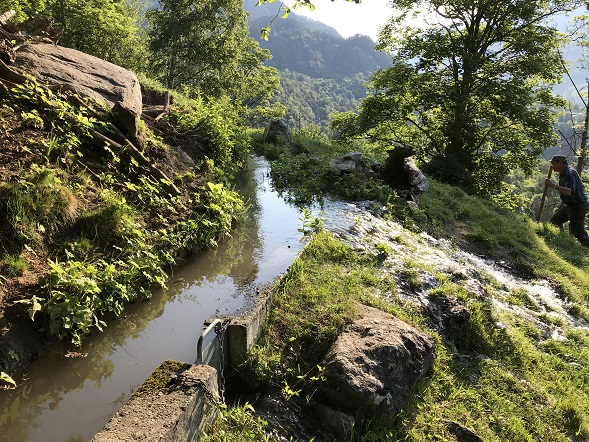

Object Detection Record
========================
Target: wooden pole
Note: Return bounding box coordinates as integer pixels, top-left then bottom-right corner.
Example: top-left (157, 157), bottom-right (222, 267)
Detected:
top-left (577, 82), bottom-right (589, 174)
top-left (0, 10), bottom-right (16, 25)
top-left (536, 166), bottom-right (553, 222)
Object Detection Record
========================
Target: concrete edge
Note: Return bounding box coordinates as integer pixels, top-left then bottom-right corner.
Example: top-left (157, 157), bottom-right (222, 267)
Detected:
top-left (91, 361), bottom-right (218, 442)
top-left (91, 281), bottom-right (278, 441)
top-left (226, 283), bottom-right (275, 368)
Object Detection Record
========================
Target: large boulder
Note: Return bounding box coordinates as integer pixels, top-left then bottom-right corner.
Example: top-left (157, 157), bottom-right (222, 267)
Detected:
top-left (263, 119), bottom-right (292, 143)
top-left (320, 304), bottom-right (435, 423)
top-left (379, 146), bottom-right (429, 202)
top-left (329, 152), bottom-right (378, 180)
top-left (12, 42), bottom-right (142, 139)
top-left (263, 119), bottom-right (301, 154)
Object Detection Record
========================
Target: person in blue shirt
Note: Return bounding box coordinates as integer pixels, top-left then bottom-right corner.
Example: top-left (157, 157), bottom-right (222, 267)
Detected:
top-left (545, 154), bottom-right (589, 247)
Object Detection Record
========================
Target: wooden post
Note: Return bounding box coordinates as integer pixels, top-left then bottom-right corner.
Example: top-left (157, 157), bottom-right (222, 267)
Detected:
top-left (164, 91), bottom-right (170, 112)
top-left (0, 10), bottom-right (16, 25)
top-left (536, 166), bottom-right (553, 222)
top-left (576, 80), bottom-right (589, 174)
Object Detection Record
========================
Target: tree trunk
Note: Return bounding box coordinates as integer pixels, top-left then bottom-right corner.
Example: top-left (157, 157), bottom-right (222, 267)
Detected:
top-left (164, 91), bottom-right (170, 112)
top-left (576, 85), bottom-right (589, 175)
top-left (0, 10), bottom-right (15, 25)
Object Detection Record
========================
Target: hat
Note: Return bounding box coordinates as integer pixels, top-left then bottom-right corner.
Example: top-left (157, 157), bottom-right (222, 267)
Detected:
top-left (551, 154), bottom-right (567, 162)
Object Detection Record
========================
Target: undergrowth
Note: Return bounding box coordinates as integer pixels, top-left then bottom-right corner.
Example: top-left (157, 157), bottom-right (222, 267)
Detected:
top-left (1, 77), bottom-right (247, 350)
top-left (212, 133), bottom-right (589, 441)
top-left (251, 127), bottom-right (393, 206)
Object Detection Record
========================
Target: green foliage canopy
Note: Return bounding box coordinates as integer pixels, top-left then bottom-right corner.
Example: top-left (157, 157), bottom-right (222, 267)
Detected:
top-left (52, 0), bottom-right (148, 72)
top-left (146, 0), bottom-right (246, 93)
top-left (3, 0), bottom-right (148, 72)
top-left (146, 0), bottom-right (282, 121)
top-left (332, 0), bottom-right (573, 196)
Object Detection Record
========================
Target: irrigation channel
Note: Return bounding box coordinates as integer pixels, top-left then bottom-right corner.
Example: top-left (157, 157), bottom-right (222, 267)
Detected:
top-left (0, 155), bottom-right (323, 442)
top-left (3, 154), bottom-right (583, 442)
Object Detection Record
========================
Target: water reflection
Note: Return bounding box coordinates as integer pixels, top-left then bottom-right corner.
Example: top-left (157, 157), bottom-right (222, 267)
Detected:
top-left (0, 155), bottom-right (305, 442)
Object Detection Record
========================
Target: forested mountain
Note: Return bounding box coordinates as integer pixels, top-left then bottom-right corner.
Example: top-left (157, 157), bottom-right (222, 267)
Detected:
top-left (248, 14), bottom-right (389, 79)
top-left (243, 0), bottom-right (390, 129)
top-left (251, 18), bottom-right (389, 79)
top-left (275, 70), bottom-right (369, 128)
top-left (245, 0), bottom-right (340, 38)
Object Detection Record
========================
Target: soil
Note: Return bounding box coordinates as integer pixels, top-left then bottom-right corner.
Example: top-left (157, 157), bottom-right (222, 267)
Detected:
top-left (0, 106), bottom-right (55, 378)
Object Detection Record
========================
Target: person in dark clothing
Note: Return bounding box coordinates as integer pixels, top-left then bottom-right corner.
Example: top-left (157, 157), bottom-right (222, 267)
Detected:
top-left (545, 154), bottom-right (589, 247)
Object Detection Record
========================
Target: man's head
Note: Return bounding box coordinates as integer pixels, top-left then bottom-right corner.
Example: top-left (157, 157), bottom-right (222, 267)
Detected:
top-left (551, 154), bottom-right (568, 172)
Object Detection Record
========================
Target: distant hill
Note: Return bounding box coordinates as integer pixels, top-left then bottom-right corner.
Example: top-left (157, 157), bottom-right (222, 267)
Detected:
top-left (275, 69), bottom-right (370, 128)
top-left (245, 0), bottom-right (389, 80)
top-left (250, 16), bottom-right (390, 79)
top-left (244, 0), bottom-right (341, 38)
top-left (243, 0), bottom-right (390, 128)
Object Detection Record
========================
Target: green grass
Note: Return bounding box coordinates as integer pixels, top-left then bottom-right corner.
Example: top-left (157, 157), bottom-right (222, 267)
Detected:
top-left (212, 137), bottom-right (589, 440)
top-left (241, 231), bottom-right (384, 388)
top-left (200, 403), bottom-right (279, 442)
top-left (225, 230), bottom-right (589, 441)
top-left (3, 254), bottom-right (29, 276)
top-left (0, 165), bottom-right (78, 249)
top-left (415, 179), bottom-right (589, 306)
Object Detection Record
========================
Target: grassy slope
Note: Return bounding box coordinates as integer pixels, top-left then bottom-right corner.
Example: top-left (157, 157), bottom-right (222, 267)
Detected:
top-left (202, 135), bottom-right (589, 441)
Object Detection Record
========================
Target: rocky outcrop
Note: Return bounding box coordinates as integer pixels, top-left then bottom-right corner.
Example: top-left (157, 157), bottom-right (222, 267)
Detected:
top-left (329, 152), bottom-right (378, 180)
top-left (263, 119), bottom-right (301, 154)
top-left (263, 119), bottom-right (291, 142)
top-left (12, 42), bottom-right (142, 139)
top-left (444, 419), bottom-right (484, 442)
top-left (379, 146), bottom-right (429, 203)
top-left (320, 304), bottom-right (436, 424)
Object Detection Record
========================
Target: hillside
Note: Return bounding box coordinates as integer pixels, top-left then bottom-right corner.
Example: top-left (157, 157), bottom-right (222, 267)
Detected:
top-left (215, 134), bottom-right (589, 441)
top-left (243, 0), bottom-right (390, 129)
top-left (0, 49), bottom-right (248, 379)
top-left (273, 69), bottom-right (369, 128)
top-left (249, 15), bottom-right (390, 79)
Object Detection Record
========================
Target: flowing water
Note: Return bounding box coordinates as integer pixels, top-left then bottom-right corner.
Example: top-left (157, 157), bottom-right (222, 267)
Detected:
top-left (0, 155), bottom-right (308, 442)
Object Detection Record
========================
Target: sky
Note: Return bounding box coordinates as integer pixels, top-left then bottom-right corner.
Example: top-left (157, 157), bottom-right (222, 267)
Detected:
top-left (286, 0), bottom-right (393, 40)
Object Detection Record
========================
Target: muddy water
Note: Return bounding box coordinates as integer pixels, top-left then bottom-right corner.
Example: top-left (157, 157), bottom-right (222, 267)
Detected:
top-left (0, 156), bottom-right (307, 442)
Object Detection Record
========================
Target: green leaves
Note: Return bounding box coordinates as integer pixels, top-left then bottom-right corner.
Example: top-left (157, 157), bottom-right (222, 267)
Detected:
top-left (335, 0), bottom-right (569, 196)
top-left (260, 26), bottom-right (271, 41)
top-left (39, 246), bottom-right (169, 346)
top-left (14, 295), bottom-right (44, 320)
top-left (34, 0), bottom-right (149, 71)
top-left (0, 371), bottom-right (16, 388)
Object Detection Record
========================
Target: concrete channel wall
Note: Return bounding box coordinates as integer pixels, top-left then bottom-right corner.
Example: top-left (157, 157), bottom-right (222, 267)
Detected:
top-left (91, 286), bottom-right (273, 441)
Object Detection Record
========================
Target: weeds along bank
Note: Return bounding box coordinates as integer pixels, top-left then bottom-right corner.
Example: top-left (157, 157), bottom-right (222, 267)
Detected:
top-left (206, 227), bottom-right (589, 441)
top-left (0, 78), bottom-right (249, 383)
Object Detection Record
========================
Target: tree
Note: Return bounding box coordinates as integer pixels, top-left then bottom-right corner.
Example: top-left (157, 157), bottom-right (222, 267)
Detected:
top-left (146, 0), bottom-right (243, 93)
top-left (224, 36), bottom-right (284, 124)
top-left (560, 12), bottom-right (589, 173)
top-left (331, 0), bottom-right (575, 195)
top-left (146, 0), bottom-right (282, 120)
top-left (2, 0), bottom-right (148, 72)
top-left (54, 0), bottom-right (147, 72)
top-left (0, 0), bottom-right (43, 21)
